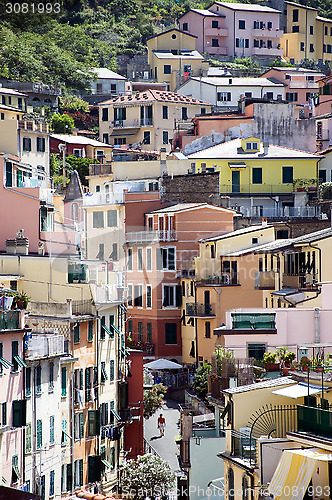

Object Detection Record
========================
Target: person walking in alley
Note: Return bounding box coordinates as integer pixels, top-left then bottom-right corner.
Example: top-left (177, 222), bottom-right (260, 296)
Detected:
top-left (157, 413), bottom-right (166, 437)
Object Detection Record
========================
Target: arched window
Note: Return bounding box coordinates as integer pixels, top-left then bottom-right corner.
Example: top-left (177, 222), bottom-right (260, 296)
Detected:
top-left (242, 474), bottom-right (249, 500)
top-left (228, 467), bottom-right (234, 500)
top-left (72, 202), bottom-right (78, 222)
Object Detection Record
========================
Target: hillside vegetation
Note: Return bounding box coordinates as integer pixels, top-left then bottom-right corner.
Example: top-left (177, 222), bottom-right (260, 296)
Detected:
top-left (0, 0), bottom-right (331, 91)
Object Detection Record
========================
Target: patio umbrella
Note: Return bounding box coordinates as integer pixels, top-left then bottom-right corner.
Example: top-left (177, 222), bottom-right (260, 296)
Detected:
top-left (144, 358), bottom-right (182, 370)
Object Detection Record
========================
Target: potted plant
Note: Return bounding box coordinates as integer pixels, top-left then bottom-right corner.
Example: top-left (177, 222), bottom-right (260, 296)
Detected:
top-left (299, 356), bottom-right (311, 372)
top-left (263, 352), bottom-right (279, 371)
top-left (14, 290), bottom-right (30, 310)
top-left (284, 351), bottom-right (296, 365)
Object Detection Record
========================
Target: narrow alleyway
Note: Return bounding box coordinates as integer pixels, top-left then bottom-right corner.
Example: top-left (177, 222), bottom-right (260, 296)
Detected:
top-left (144, 399), bottom-right (181, 472)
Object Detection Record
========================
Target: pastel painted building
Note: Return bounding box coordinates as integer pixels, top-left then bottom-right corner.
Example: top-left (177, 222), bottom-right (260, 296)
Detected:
top-left (0, 311), bottom-right (28, 491)
top-left (125, 203), bottom-right (236, 361)
top-left (147, 28), bottom-right (210, 91)
top-left (178, 2), bottom-right (283, 58)
top-left (177, 76), bottom-right (285, 109)
top-left (50, 133), bottom-right (113, 162)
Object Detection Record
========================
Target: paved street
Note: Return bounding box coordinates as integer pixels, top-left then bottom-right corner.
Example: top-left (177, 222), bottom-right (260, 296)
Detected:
top-left (144, 399), bottom-right (181, 472)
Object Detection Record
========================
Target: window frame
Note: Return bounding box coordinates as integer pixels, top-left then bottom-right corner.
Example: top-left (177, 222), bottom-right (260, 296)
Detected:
top-left (146, 285), bottom-right (152, 308)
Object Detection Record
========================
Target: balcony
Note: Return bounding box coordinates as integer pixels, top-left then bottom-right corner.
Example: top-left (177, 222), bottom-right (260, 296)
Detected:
top-left (25, 333), bottom-right (65, 359)
top-left (88, 164), bottom-right (112, 176)
top-left (198, 274), bottom-right (238, 286)
top-left (93, 283), bottom-right (125, 304)
top-left (186, 303), bottom-right (215, 317)
top-left (205, 27), bottom-right (228, 37)
top-left (206, 46), bottom-right (228, 55)
top-left (288, 80), bottom-right (318, 89)
top-left (18, 120), bottom-right (49, 133)
top-left (251, 28), bottom-right (280, 37)
top-left (0, 311), bottom-right (20, 330)
top-left (71, 299), bottom-right (95, 316)
top-left (83, 191), bottom-right (124, 206)
top-left (238, 206), bottom-right (321, 219)
top-left (112, 119), bottom-right (144, 129)
top-left (125, 230), bottom-right (177, 244)
top-left (282, 273), bottom-right (318, 290)
top-left (297, 405), bottom-right (332, 439)
top-left (251, 46), bottom-right (283, 57)
top-left (255, 271), bottom-right (276, 289)
top-left (230, 312), bottom-right (276, 332)
top-left (220, 183), bottom-right (294, 195)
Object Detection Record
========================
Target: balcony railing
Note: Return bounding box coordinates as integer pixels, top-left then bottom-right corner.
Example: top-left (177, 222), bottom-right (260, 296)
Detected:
top-left (251, 28), bottom-right (280, 37)
top-left (125, 230), bottom-right (177, 244)
top-left (0, 311), bottom-right (20, 330)
top-left (88, 164), bottom-right (112, 176)
top-left (18, 121), bottom-right (49, 133)
top-left (231, 312), bottom-right (276, 330)
top-left (25, 334), bottom-right (65, 359)
top-left (198, 274), bottom-right (237, 286)
top-left (236, 206), bottom-right (321, 219)
top-left (255, 271), bottom-right (276, 289)
top-left (186, 303), bottom-right (215, 317)
top-left (205, 27), bottom-right (228, 37)
top-left (71, 300), bottom-right (95, 316)
top-left (288, 80), bottom-right (318, 89)
top-left (282, 273), bottom-right (318, 290)
top-left (220, 183), bottom-right (294, 195)
top-left (83, 191), bottom-right (124, 206)
top-left (297, 404), bottom-right (332, 438)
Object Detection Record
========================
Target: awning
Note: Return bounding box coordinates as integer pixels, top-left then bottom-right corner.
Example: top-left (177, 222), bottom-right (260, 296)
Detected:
top-left (111, 408), bottom-right (121, 421)
top-left (228, 162), bottom-right (246, 168)
top-left (0, 357), bottom-right (13, 369)
top-left (111, 323), bottom-right (121, 335)
top-left (110, 128), bottom-right (139, 136)
top-left (14, 355), bottom-right (27, 368)
top-left (272, 384), bottom-right (321, 399)
top-left (269, 448), bottom-right (332, 500)
top-left (62, 430), bottom-right (72, 440)
top-left (102, 324), bottom-right (113, 337)
top-left (101, 459), bottom-right (113, 469)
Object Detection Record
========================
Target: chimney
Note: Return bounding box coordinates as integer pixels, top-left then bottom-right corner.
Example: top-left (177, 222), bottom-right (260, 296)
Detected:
top-left (160, 147), bottom-right (167, 176)
top-left (261, 217), bottom-right (268, 227)
top-left (263, 141), bottom-right (269, 155)
top-left (225, 130), bottom-right (232, 142)
top-left (72, 129), bottom-right (78, 136)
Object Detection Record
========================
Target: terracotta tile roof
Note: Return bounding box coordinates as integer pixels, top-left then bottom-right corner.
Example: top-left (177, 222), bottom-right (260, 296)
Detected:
top-left (100, 89), bottom-right (211, 106)
top-left (76, 490), bottom-right (119, 500)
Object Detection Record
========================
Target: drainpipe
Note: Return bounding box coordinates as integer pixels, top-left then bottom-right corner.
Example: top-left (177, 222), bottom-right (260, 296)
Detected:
top-left (314, 307), bottom-right (320, 343)
top-left (194, 281), bottom-right (199, 367)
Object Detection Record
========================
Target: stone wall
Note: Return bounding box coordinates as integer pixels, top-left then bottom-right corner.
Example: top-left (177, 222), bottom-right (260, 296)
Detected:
top-left (160, 172), bottom-right (225, 205)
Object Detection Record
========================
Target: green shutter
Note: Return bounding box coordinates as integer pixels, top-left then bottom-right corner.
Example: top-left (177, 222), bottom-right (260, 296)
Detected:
top-left (80, 369), bottom-right (83, 390)
top-left (12, 400), bottom-right (26, 428)
top-left (26, 367), bottom-right (31, 396)
top-left (100, 316), bottom-right (106, 340)
top-left (88, 410), bottom-right (100, 436)
top-left (147, 323), bottom-right (152, 343)
top-left (110, 447), bottom-right (115, 470)
top-left (2, 402), bottom-right (6, 426)
top-left (79, 459), bottom-right (83, 486)
top-left (0, 342), bottom-right (2, 375)
top-left (110, 360), bottom-right (114, 381)
top-left (36, 365), bottom-right (41, 394)
top-left (66, 464), bottom-right (72, 492)
top-left (88, 321), bottom-right (94, 342)
top-left (50, 470), bottom-right (55, 496)
top-left (50, 415), bottom-right (54, 444)
top-left (110, 401), bottom-right (115, 424)
top-left (61, 367), bottom-right (67, 397)
top-left (37, 419), bottom-right (42, 449)
top-left (62, 419), bottom-right (67, 445)
top-left (138, 322), bottom-right (143, 342)
top-left (26, 422), bottom-right (31, 453)
top-left (93, 366), bottom-right (98, 387)
top-left (79, 412), bottom-right (84, 439)
top-left (73, 324), bottom-right (80, 343)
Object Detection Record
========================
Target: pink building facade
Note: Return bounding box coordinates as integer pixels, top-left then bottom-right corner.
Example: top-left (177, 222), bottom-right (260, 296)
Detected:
top-left (0, 311), bottom-right (28, 489)
top-left (178, 1), bottom-right (283, 58)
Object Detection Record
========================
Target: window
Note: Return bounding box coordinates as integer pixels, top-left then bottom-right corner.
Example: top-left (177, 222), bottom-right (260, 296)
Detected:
top-left (73, 148), bottom-right (83, 158)
top-left (61, 367), bottom-right (67, 397)
top-left (114, 107), bottom-right (127, 121)
top-left (310, 43), bottom-right (314, 52)
top-left (73, 323), bottom-right (80, 343)
top-left (245, 39), bottom-right (249, 48)
top-left (310, 25), bottom-right (314, 35)
top-left (50, 415), bottom-right (55, 444)
top-left (328, 45), bottom-right (332, 53)
top-left (87, 320), bottom-right (94, 342)
top-left (49, 362), bottom-right (54, 392)
top-left (252, 168), bottom-right (262, 184)
top-left (26, 367), bottom-right (31, 396)
top-left (147, 285), bottom-right (152, 308)
top-left (292, 26), bottom-right (299, 33)
top-left (212, 39), bottom-right (219, 47)
top-left (292, 9), bottom-right (298, 22)
top-left (147, 323), bottom-right (152, 343)
top-left (205, 322), bottom-right (211, 338)
top-left (12, 340), bottom-right (19, 372)
top-left (100, 316), bottom-right (106, 340)
top-left (0, 113), bottom-right (4, 120)
top-left (102, 133), bottom-right (109, 144)
top-left (143, 131), bottom-right (150, 144)
top-left (165, 323), bottom-right (177, 344)
top-left (182, 107), bottom-right (188, 120)
top-left (37, 419), bottom-right (42, 449)
top-left (164, 65), bottom-right (171, 74)
top-left (300, 42), bottom-right (305, 51)
top-left (138, 322), bottom-right (143, 342)
top-left (146, 247), bottom-right (152, 270)
top-left (163, 284), bottom-right (182, 307)
top-left (252, 237), bottom-right (259, 245)
top-left (156, 247), bottom-right (175, 270)
top-left (247, 343), bottom-right (266, 360)
top-left (88, 410), bottom-right (100, 436)
top-left (319, 169), bottom-right (327, 183)
top-left (93, 211), bottom-right (104, 228)
top-left (26, 422), bottom-right (31, 453)
top-left (127, 248), bottom-right (133, 270)
top-left (137, 248), bottom-right (143, 270)
top-left (61, 420), bottom-right (67, 445)
top-left (212, 20), bottom-right (219, 28)
top-left (239, 20), bottom-right (245, 29)
top-left (217, 92), bottom-right (231, 102)
top-left (37, 137), bottom-right (46, 152)
top-left (134, 285), bottom-right (143, 307)
top-left (306, 92), bottom-right (315, 101)
top-left (254, 39), bottom-right (259, 47)
top-left (85, 367), bottom-right (92, 402)
top-left (22, 137), bottom-right (31, 152)
top-left (110, 359), bottom-right (115, 381)
top-left (127, 284), bottom-right (133, 307)
top-left (246, 142), bottom-right (258, 150)
top-left (75, 459), bottom-right (83, 487)
top-left (0, 402), bottom-right (7, 426)
top-left (107, 210), bottom-right (117, 227)
top-left (162, 106), bottom-right (168, 119)
top-left (183, 22), bottom-right (188, 31)
top-left (201, 108), bottom-right (206, 115)
top-left (74, 412), bottom-right (84, 440)
top-left (12, 454), bottom-right (20, 484)
top-left (163, 131), bottom-right (169, 144)
top-left (102, 108), bottom-right (108, 121)
top-left (267, 40), bottom-right (272, 48)
top-left (101, 362), bottom-right (107, 383)
top-left (286, 92), bottom-right (298, 102)
top-left (267, 21), bottom-right (272, 29)
top-left (282, 166), bottom-right (293, 184)
top-left (35, 365), bottom-right (41, 394)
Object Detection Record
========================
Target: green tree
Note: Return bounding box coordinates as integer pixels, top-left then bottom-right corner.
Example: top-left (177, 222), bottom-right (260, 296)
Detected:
top-left (65, 155), bottom-right (96, 186)
top-left (51, 114), bottom-right (75, 134)
top-left (191, 362), bottom-right (211, 399)
top-left (143, 383), bottom-right (167, 419)
top-left (59, 96), bottom-right (90, 114)
top-left (121, 454), bottom-right (175, 499)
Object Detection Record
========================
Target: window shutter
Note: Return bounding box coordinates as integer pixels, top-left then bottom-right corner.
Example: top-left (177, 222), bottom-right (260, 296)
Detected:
top-left (80, 369), bottom-right (84, 390)
top-left (61, 367), bottom-right (67, 397)
top-left (176, 285), bottom-right (182, 307)
top-left (50, 415), bottom-right (55, 444)
top-left (227, 93), bottom-right (231, 101)
top-left (100, 316), bottom-right (106, 340)
top-left (2, 402), bottom-right (6, 425)
top-left (79, 459), bottom-right (83, 486)
top-left (93, 366), bottom-right (98, 387)
top-left (110, 401), bottom-right (115, 424)
top-left (36, 365), bottom-right (41, 394)
top-left (88, 321), bottom-right (94, 341)
top-left (62, 419), bottom-right (67, 445)
top-left (12, 400), bottom-right (26, 428)
top-left (110, 360), bottom-right (114, 381)
top-left (156, 248), bottom-right (163, 270)
top-left (88, 455), bottom-right (101, 483)
top-left (163, 287), bottom-right (169, 307)
top-left (67, 464), bottom-right (72, 492)
top-left (79, 412), bottom-right (84, 438)
top-left (73, 324), bottom-right (80, 343)
top-left (50, 470), bottom-right (55, 496)
top-left (26, 422), bottom-right (31, 453)
top-left (88, 409), bottom-right (100, 436)
top-left (168, 247), bottom-right (175, 270)
top-left (37, 419), bottom-right (42, 449)
top-left (110, 447), bottom-right (115, 469)
top-left (26, 367), bottom-right (31, 396)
